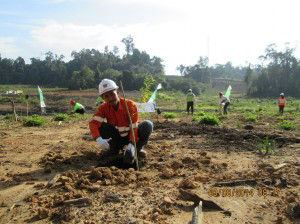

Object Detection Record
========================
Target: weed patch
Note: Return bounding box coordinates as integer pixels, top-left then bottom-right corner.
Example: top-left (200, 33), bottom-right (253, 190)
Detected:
top-left (163, 112), bottom-right (177, 119)
top-left (280, 120), bottom-right (295, 130)
top-left (258, 137), bottom-right (275, 156)
top-left (3, 113), bottom-right (14, 120)
top-left (23, 115), bottom-right (45, 127)
top-left (54, 113), bottom-right (69, 121)
top-left (245, 115), bottom-right (258, 122)
top-left (199, 114), bottom-right (220, 126)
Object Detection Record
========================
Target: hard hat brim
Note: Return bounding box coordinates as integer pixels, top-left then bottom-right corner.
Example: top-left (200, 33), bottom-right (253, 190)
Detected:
top-left (100, 87), bottom-right (119, 96)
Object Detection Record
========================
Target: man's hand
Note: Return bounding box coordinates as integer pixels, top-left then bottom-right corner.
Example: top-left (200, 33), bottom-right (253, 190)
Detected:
top-left (126, 143), bottom-right (135, 154)
top-left (123, 143), bottom-right (136, 164)
top-left (96, 137), bottom-right (111, 150)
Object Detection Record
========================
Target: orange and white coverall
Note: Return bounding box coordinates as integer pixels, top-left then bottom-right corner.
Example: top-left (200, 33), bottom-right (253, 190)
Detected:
top-left (89, 98), bottom-right (139, 143)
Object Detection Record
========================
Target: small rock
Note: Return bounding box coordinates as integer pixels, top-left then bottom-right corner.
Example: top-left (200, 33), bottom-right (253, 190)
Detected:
top-left (163, 196), bottom-right (173, 204)
top-left (34, 183), bottom-right (45, 189)
top-left (194, 174), bottom-right (209, 182)
top-left (153, 207), bottom-right (162, 214)
top-left (221, 162), bottom-right (228, 168)
top-left (288, 179), bottom-right (299, 186)
top-left (37, 208), bottom-right (50, 219)
top-left (200, 151), bottom-right (207, 157)
top-left (168, 134), bottom-right (175, 138)
top-left (200, 159), bottom-right (211, 165)
top-left (274, 216), bottom-right (284, 224)
top-left (286, 196), bottom-right (296, 203)
top-left (179, 178), bottom-right (198, 189)
top-left (102, 193), bottom-right (121, 203)
top-left (161, 168), bottom-right (174, 178)
top-left (152, 212), bottom-right (159, 219)
top-left (286, 202), bottom-right (300, 219)
top-left (128, 174), bottom-right (137, 182)
top-left (244, 125), bottom-right (254, 130)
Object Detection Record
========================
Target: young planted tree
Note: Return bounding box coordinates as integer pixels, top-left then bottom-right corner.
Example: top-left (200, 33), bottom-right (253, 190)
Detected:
top-left (139, 75), bottom-right (155, 103)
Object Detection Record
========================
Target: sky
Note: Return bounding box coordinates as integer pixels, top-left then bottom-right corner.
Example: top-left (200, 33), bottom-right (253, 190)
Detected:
top-left (1, 0), bottom-right (300, 75)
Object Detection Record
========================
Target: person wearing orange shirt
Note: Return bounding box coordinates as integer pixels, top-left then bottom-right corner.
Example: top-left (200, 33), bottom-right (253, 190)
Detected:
top-left (89, 79), bottom-right (153, 165)
top-left (278, 93), bottom-right (286, 115)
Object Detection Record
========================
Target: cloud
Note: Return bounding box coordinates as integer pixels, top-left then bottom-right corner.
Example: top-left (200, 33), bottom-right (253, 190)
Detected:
top-left (0, 37), bottom-right (19, 57)
top-left (30, 21), bottom-right (147, 56)
top-left (30, 20), bottom-right (209, 74)
top-left (28, 0), bottom-right (300, 74)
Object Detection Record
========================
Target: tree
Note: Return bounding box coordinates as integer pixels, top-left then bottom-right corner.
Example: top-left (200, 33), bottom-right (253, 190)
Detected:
top-left (69, 65), bottom-right (95, 90)
top-left (12, 57), bottom-right (26, 84)
top-left (122, 35), bottom-right (135, 55)
top-left (183, 56), bottom-right (211, 83)
top-left (176, 65), bottom-right (186, 76)
top-left (247, 44), bottom-right (300, 97)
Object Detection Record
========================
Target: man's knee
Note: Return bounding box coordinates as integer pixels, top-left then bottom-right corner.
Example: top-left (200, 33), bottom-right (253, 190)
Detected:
top-left (138, 120), bottom-right (153, 139)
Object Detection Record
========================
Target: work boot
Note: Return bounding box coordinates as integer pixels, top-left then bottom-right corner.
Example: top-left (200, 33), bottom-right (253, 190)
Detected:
top-left (123, 147), bottom-right (136, 165)
top-left (138, 149), bottom-right (147, 159)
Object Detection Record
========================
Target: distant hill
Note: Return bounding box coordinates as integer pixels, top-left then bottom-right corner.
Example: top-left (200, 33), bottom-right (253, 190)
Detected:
top-left (212, 78), bottom-right (246, 94)
top-left (166, 76), bottom-right (246, 94)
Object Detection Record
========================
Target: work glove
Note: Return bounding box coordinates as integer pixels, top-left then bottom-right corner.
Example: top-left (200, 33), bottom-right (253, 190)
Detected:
top-left (96, 137), bottom-right (111, 150)
top-left (123, 143), bottom-right (136, 164)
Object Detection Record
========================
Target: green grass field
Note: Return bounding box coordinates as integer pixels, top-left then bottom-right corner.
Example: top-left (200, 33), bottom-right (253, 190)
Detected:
top-left (1, 86), bottom-right (300, 131)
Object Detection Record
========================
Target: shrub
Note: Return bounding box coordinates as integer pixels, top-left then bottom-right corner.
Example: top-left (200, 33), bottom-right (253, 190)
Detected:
top-left (3, 113), bottom-right (14, 120)
top-left (280, 120), bottom-right (295, 130)
top-left (245, 115), bottom-right (257, 122)
top-left (54, 113), bottom-right (69, 121)
top-left (199, 114), bottom-right (220, 125)
top-left (163, 112), bottom-right (177, 119)
top-left (258, 137), bottom-right (275, 156)
top-left (23, 115), bottom-right (45, 126)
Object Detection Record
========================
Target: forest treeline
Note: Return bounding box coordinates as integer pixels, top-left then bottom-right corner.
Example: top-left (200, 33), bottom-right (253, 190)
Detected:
top-left (0, 36), bottom-right (299, 97)
top-left (245, 44), bottom-right (300, 97)
top-left (0, 36), bottom-right (247, 95)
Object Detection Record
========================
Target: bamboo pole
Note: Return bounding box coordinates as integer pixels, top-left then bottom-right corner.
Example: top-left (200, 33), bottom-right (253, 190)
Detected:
top-left (10, 100), bottom-right (18, 121)
top-left (119, 82), bottom-right (139, 170)
top-left (191, 201), bottom-right (203, 224)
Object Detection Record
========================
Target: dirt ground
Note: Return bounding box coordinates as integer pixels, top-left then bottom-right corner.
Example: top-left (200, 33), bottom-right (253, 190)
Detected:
top-left (0, 113), bottom-right (300, 224)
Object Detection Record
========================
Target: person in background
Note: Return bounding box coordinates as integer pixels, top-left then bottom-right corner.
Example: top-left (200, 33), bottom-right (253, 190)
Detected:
top-left (219, 92), bottom-right (230, 115)
top-left (70, 100), bottom-right (85, 114)
top-left (186, 89), bottom-right (195, 115)
top-left (278, 93), bottom-right (286, 115)
top-left (96, 95), bottom-right (103, 106)
top-left (89, 79), bottom-right (153, 165)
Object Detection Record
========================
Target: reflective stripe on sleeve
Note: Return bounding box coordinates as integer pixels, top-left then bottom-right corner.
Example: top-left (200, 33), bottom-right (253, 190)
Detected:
top-left (130, 122), bottom-right (138, 128)
top-left (120, 132), bottom-right (128, 137)
top-left (116, 126), bottom-right (130, 132)
top-left (93, 116), bottom-right (107, 122)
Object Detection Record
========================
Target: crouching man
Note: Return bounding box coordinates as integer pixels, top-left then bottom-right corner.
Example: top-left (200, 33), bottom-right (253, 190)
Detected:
top-left (89, 79), bottom-right (153, 165)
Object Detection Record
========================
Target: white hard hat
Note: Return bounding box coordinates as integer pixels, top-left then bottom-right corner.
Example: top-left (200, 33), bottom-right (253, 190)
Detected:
top-left (188, 89), bottom-right (192, 92)
top-left (280, 93), bottom-right (284, 96)
top-left (99, 79), bottom-right (119, 95)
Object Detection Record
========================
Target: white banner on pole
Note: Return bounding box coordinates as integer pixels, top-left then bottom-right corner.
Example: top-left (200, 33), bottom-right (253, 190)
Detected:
top-left (136, 102), bottom-right (155, 112)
